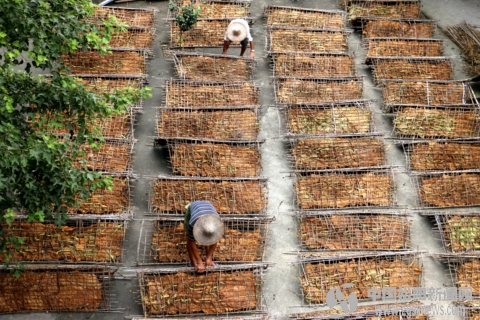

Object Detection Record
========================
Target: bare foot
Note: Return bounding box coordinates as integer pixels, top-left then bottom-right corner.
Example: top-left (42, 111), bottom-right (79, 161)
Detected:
top-left (196, 261), bottom-right (205, 273)
top-left (205, 259), bottom-right (216, 268)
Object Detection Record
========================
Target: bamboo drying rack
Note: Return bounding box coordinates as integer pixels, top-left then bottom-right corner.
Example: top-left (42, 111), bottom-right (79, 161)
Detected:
top-left (298, 250), bottom-right (424, 305)
top-left (136, 216), bottom-right (273, 265)
top-left (64, 49), bottom-right (149, 77)
top-left (273, 77), bottom-right (364, 105)
top-left (71, 138), bottom-right (135, 176)
top-left (155, 107), bottom-right (261, 141)
top-left (161, 138), bottom-right (264, 177)
top-left (440, 253), bottom-right (480, 298)
top-left (137, 263), bottom-right (269, 317)
top-left (292, 168), bottom-right (398, 210)
top-left (290, 301), bottom-right (429, 319)
top-left (380, 79), bottom-right (478, 111)
top-left (287, 134), bottom-right (388, 171)
top-left (108, 27), bottom-right (156, 56)
top-left (67, 173), bottom-right (134, 216)
top-left (90, 6), bottom-right (158, 28)
top-left (343, 0), bottom-right (422, 23)
top-left (364, 37), bottom-right (445, 60)
top-left (168, 51), bottom-right (257, 82)
top-left (147, 175), bottom-right (268, 216)
top-left (411, 170), bottom-right (480, 209)
top-left (266, 26), bottom-right (351, 55)
top-left (455, 301), bottom-right (480, 320)
top-left (397, 139), bottom-right (480, 173)
top-left (0, 264), bottom-right (117, 313)
top-left (368, 56), bottom-right (454, 84)
top-left (295, 210), bottom-right (411, 251)
top-left (280, 100), bottom-right (376, 137)
top-left (360, 17), bottom-right (437, 39)
top-left (420, 211), bottom-right (480, 253)
top-left (132, 317), bottom-right (270, 320)
top-left (391, 106), bottom-right (480, 140)
top-left (264, 5), bottom-right (347, 29)
top-left (162, 79), bottom-right (261, 109)
top-left (167, 18), bottom-right (253, 48)
top-left (167, 0), bottom-right (252, 19)
top-left (269, 52), bottom-right (356, 78)
top-left (0, 217), bottom-right (129, 265)
top-left (77, 75), bottom-right (147, 111)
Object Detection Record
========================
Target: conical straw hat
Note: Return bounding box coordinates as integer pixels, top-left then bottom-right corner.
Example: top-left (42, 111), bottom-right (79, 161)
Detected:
top-left (193, 214), bottom-right (224, 246)
top-left (226, 21), bottom-right (248, 42)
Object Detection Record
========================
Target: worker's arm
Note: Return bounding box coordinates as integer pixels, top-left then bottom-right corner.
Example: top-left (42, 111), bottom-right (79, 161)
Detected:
top-left (249, 41), bottom-right (255, 59)
top-left (186, 238), bottom-right (205, 272)
top-left (222, 40), bottom-right (231, 54)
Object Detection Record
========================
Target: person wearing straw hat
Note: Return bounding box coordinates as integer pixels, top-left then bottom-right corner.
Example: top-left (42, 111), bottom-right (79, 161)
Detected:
top-left (222, 18), bottom-right (255, 59)
top-left (184, 200), bottom-right (224, 273)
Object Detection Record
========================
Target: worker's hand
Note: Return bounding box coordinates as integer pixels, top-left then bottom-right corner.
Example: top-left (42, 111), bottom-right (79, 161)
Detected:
top-left (249, 51), bottom-right (255, 59)
top-left (196, 261), bottom-right (205, 273)
top-left (222, 51), bottom-right (227, 55)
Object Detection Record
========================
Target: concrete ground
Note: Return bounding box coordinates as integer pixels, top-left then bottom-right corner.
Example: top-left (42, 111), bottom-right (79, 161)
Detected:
top-left (3, 0), bottom-right (480, 319)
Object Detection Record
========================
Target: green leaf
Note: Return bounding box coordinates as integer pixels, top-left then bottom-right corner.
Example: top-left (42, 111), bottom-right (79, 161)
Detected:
top-left (13, 270), bottom-right (21, 278)
top-left (3, 96), bottom-right (13, 112)
top-left (5, 209), bottom-right (15, 226)
top-left (27, 211), bottom-right (45, 223)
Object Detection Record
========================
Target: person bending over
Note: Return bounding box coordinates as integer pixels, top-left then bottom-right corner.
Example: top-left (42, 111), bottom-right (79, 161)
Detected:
top-left (184, 200), bottom-right (224, 273)
top-left (222, 18), bottom-right (255, 59)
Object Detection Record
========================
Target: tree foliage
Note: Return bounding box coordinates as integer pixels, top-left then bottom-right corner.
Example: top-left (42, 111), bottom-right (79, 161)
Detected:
top-left (169, 1), bottom-right (201, 33)
top-left (0, 0), bottom-right (149, 269)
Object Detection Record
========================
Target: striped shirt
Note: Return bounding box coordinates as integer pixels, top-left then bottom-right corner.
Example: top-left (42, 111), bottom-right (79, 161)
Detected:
top-left (185, 201), bottom-right (219, 241)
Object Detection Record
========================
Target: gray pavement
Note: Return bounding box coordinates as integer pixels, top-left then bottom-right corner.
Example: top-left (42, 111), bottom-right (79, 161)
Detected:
top-left (3, 0), bottom-right (480, 319)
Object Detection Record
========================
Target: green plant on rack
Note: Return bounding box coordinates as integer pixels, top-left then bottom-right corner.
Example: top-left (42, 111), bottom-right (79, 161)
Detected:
top-left (169, 1), bottom-right (201, 47)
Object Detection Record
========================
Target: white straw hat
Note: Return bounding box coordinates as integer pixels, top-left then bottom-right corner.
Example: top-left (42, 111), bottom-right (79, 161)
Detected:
top-left (226, 20), bottom-right (248, 42)
top-left (193, 214), bottom-right (224, 246)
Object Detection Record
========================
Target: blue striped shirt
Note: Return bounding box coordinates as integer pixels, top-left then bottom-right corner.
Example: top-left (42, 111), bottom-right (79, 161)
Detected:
top-left (185, 201), bottom-right (219, 241)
